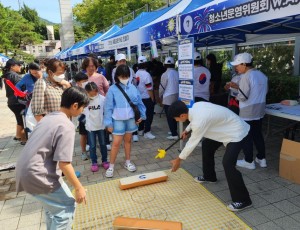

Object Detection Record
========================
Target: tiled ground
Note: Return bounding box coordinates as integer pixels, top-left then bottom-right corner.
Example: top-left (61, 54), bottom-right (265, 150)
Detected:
top-left (1, 88), bottom-right (300, 229)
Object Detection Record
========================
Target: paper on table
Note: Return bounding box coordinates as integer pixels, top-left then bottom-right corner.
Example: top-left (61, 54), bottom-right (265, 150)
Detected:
top-left (266, 103), bottom-right (300, 116)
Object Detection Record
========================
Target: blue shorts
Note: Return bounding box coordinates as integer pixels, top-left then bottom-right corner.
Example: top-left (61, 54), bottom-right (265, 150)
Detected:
top-left (113, 118), bottom-right (137, 135)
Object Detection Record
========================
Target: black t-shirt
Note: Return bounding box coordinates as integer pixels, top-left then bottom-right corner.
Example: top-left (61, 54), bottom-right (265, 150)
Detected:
top-left (3, 71), bottom-right (21, 105)
top-left (105, 62), bottom-right (116, 83)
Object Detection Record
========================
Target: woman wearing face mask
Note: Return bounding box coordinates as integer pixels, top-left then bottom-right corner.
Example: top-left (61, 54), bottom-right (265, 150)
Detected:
top-left (104, 64), bottom-right (146, 178)
top-left (31, 58), bottom-right (71, 123)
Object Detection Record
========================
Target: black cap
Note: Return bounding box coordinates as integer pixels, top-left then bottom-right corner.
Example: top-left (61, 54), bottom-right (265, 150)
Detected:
top-left (5, 59), bottom-right (24, 68)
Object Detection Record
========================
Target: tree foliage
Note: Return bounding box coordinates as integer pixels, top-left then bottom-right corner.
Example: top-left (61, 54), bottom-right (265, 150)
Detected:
top-left (20, 4), bottom-right (48, 40)
top-left (0, 3), bottom-right (42, 55)
top-left (73, 0), bottom-right (165, 32)
top-left (241, 43), bottom-right (294, 76)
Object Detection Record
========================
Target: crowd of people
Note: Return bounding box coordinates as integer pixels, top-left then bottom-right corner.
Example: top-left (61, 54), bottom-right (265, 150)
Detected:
top-left (0, 50), bottom-right (268, 228)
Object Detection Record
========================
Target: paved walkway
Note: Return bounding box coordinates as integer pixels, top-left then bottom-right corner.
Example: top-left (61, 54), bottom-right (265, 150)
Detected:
top-left (1, 88), bottom-right (300, 229)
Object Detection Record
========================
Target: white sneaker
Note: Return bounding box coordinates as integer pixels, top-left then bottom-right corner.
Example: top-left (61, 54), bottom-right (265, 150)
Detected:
top-left (124, 162), bottom-right (136, 172)
top-left (144, 132), bottom-right (156, 139)
top-left (109, 134), bottom-right (113, 142)
top-left (167, 135), bottom-right (179, 140)
top-left (106, 144), bottom-right (111, 151)
top-left (81, 153), bottom-right (88, 161)
top-left (133, 135), bottom-right (139, 142)
top-left (236, 159), bottom-right (256, 170)
top-left (106, 168), bottom-right (114, 178)
top-left (255, 157), bottom-right (267, 168)
top-left (138, 130), bottom-right (144, 136)
top-left (85, 145), bottom-right (90, 152)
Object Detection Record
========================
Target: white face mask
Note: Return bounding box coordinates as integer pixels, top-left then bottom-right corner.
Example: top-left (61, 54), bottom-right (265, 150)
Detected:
top-left (89, 95), bottom-right (97, 100)
top-left (120, 79), bottom-right (129, 85)
top-left (81, 81), bottom-right (88, 89)
top-left (53, 74), bottom-right (65, 82)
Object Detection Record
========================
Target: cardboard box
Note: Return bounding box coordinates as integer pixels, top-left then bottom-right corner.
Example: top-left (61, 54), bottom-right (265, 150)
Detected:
top-left (113, 217), bottom-right (182, 230)
top-left (279, 138), bottom-right (300, 184)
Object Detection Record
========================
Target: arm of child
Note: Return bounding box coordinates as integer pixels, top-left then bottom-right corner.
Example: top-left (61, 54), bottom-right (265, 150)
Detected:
top-left (59, 162), bottom-right (86, 205)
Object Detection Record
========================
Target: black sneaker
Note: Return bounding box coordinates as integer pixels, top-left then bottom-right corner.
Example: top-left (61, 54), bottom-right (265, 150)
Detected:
top-left (194, 176), bottom-right (217, 184)
top-left (227, 201), bottom-right (252, 212)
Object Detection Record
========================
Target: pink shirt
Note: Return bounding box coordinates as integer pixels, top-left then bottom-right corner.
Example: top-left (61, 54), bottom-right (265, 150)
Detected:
top-left (88, 73), bottom-right (109, 96)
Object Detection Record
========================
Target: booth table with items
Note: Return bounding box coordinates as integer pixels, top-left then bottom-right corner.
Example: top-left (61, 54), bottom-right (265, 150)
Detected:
top-left (265, 103), bottom-right (300, 140)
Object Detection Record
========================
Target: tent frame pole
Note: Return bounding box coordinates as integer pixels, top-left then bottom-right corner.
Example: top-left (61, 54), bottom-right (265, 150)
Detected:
top-left (294, 36), bottom-right (300, 97)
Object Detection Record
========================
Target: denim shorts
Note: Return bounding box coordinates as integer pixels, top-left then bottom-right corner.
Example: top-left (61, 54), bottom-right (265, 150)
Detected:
top-left (113, 118), bottom-right (138, 135)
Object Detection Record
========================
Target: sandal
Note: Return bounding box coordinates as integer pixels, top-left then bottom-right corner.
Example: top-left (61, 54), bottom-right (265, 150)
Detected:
top-left (13, 137), bottom-right (21, 141)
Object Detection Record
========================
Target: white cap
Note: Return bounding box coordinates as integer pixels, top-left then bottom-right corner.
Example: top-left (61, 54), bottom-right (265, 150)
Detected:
top-left (116, 53), bottom-right (126, 62)
top-left (194, 52), bottom-right (201, 60)
top-left (164, 57), bottom-right (175, 64)
top-left (138, 56), bottom-right (147, 64)
top-left (230, 53), bottom-right (253, 66)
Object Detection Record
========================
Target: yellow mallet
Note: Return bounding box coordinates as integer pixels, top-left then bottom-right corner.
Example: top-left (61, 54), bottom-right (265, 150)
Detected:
top-left (155, 137), bottom-right (183, 159)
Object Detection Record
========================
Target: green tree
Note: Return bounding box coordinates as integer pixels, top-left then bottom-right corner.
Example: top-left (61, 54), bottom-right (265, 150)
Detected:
top-left (73, 0), bottom-right (165, 32)
top-left (0, 3), bottom-right (42, 55)
top-left (239, 42), bottom-right (294, 76)
top-left (20, 3), bottom-right (48, 40)
top-left (74, 25), bottom-right (89, 42)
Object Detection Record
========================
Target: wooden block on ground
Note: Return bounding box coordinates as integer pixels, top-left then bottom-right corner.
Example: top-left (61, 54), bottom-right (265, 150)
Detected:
top-left (119, 171), bottom-right (168, 190)
top-left (113, 216), bottom-right (182, 230)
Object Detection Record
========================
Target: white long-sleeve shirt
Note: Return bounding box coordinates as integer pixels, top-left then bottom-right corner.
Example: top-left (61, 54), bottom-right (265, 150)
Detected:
top-left (237, 69), bottom-right (268, 121)
top-left (179, 102), bottom-right (250, 160)
top-left (84, 94), bottom-right (106, 131)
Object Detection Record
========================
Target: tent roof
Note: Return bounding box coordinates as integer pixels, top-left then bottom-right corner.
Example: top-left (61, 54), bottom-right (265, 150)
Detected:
top-left (0, 53), bottom-right (9, 62)
top-left (181, 0), bottom-right (214, 14)
top-left (95, 25), bottom-right (121, 42)
top-left (142, 0), bottom-right (193, 27)
top-left (105, 3), bottom-right (179, 40)
top-left (74, 32), bottom-right (103, 50)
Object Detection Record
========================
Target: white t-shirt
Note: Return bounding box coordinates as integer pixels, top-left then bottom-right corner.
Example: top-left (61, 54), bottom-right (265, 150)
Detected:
top-left (193, 66), bottom-right (211, 101)
top-left (159, 68), bottom-right (179, 98)
top-left (136, 69), bottom-right (153, 99)
top-left (179, 102), bottom-right (250, 160)
top-left (84, 94), bottom-right (106, 131)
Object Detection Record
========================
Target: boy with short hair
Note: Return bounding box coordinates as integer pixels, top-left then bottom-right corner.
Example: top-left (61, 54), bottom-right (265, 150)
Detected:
top-left (73, 72), bottom-right (90, 160)
top-left (16, 87), bottom-right (89, 229)
top-left (72, 71), bottom-right (89, 88)
top-left (168, 100), bottom-right (252, 212)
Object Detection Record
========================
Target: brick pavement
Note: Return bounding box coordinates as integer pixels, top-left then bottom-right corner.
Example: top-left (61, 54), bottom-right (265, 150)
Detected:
top-left (1, 88), bottom-right (300, 229)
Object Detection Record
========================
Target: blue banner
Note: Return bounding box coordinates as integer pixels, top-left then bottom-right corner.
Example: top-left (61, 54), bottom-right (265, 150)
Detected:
top-left (91, 17), bottom-right (177, 53)
top-left (180, 0), bottom-right (300, 35)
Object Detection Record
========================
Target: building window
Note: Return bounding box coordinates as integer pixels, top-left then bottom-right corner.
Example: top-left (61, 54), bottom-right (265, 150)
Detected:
top-left (32, 50), bottom-right (35, 53)
top-left (45, 46), bottom-right (53, 52)
top-left (38, 46), bottom-right (43, 52)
